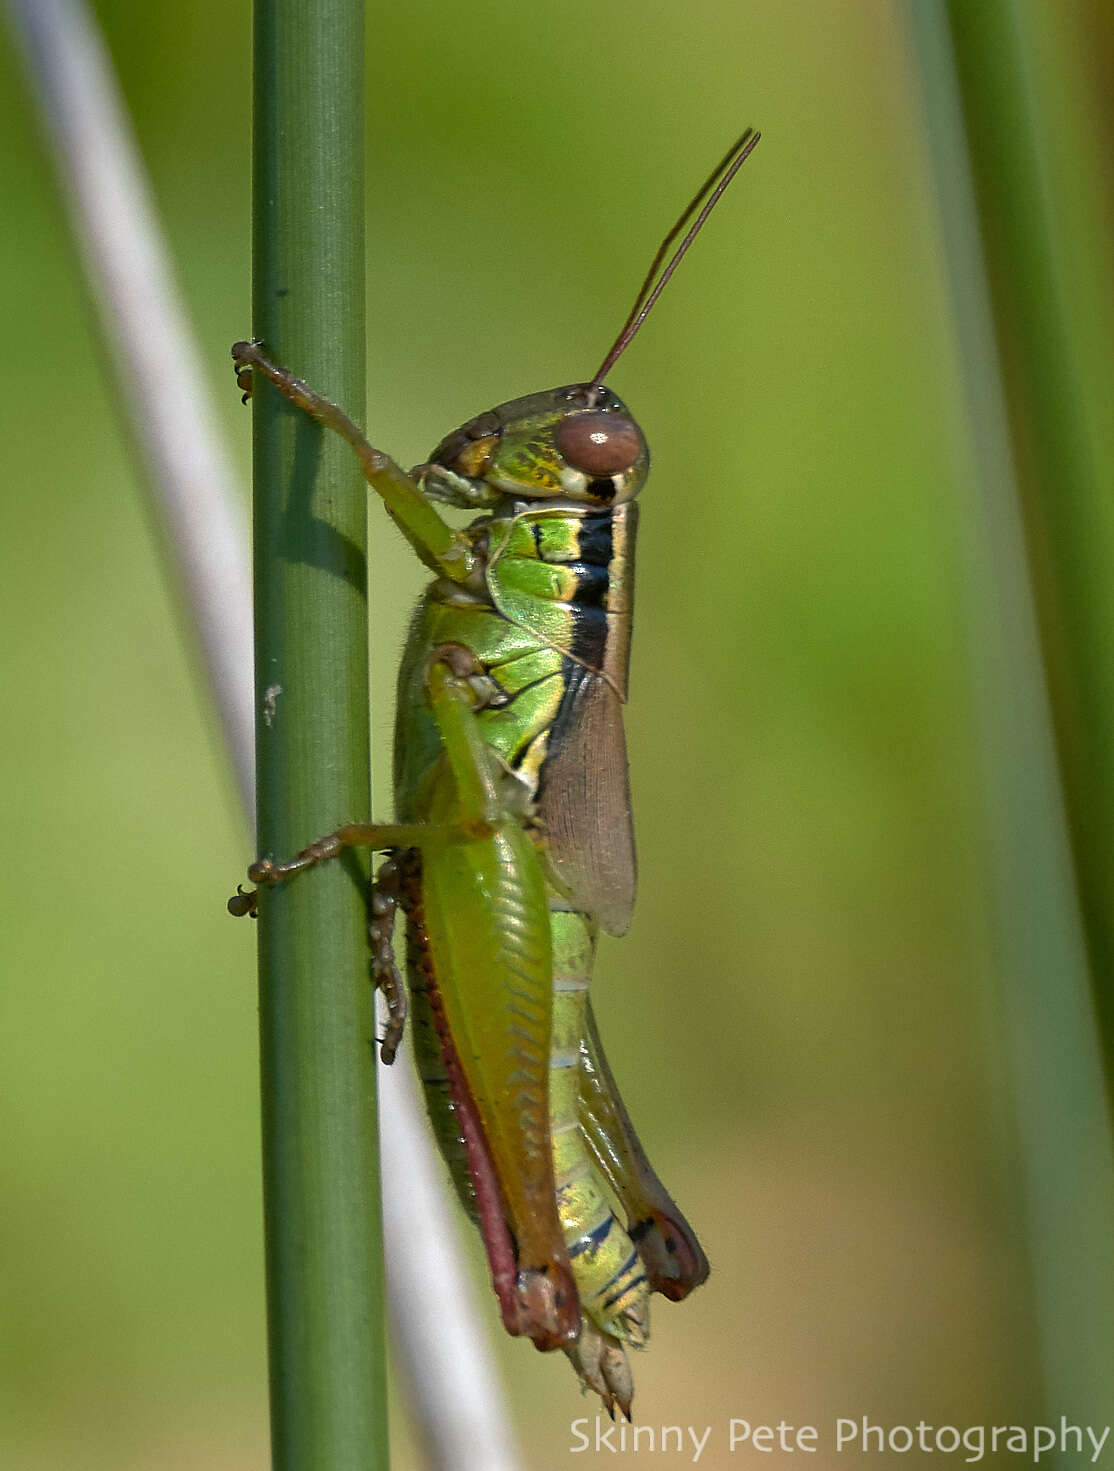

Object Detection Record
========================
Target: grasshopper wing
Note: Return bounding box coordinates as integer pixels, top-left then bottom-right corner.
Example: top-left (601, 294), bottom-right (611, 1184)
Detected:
top-left (536, 663), bottom-right (636, 937)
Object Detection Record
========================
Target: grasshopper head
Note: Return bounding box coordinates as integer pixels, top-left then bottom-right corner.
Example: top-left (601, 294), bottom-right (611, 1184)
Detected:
top-left (412, 128), bottom-right (760, 515)
top-left (417, 384), bottom-right (649, 509)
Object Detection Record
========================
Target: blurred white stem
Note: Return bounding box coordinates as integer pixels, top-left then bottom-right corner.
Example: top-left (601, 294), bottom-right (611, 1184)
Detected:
top-left (7, 2), bottom-right (521, 1466)
top-left (8, 0), bottom-right (254, 813)
top-left (381, 1056), bottom-right (521, 1471)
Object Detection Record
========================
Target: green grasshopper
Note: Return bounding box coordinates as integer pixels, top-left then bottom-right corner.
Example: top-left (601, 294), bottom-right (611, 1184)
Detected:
top-left (231, 127), bottom-right (759, 1415)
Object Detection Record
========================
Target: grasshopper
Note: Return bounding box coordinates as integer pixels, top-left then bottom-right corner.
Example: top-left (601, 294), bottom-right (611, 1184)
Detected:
top-left (231, 127), bottom-right (759, 1415)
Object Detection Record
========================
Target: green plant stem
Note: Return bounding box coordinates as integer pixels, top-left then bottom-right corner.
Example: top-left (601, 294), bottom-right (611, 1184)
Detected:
top-left (909, 0), bottom-right (1114, 1435)
top-left (251, 3), bottom-right (386, 1467)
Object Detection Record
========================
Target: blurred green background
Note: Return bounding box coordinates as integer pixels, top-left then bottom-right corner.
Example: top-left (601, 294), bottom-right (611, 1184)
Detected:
top-left (3, 2), bottom-right (1114, 1467)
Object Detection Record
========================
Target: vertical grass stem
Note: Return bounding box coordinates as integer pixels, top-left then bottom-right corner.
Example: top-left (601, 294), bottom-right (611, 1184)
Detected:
top-left (251, 3), bottom-right (388, 1465)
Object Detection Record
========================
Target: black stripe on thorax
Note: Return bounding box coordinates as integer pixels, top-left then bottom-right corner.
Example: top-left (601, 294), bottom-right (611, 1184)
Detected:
top-left (565, 563), bottom-right (609, 607)
top-left (513, 509), bottom-right (624, 672)
top-left (569, 513), bottom-right (614, 567)
top-left (530, 510), bottom-right (614, 569)
top-left (542, 511), bottom-right (615, 662)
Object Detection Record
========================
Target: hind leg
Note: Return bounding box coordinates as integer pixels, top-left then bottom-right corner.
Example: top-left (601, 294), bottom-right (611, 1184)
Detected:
top-left (579, 1001), bottom-right (709, 1300)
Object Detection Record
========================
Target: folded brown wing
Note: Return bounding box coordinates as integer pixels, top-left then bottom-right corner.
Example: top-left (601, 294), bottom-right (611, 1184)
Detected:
top-left (536, 664), bottom-right (636, 937)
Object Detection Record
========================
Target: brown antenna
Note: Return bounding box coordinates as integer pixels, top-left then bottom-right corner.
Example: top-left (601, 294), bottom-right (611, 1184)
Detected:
top-left (589, 127), bottom-right (761, 389)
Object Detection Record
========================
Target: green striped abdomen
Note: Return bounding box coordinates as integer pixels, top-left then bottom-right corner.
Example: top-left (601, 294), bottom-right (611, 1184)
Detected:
top-left (549, 901), bottom-right (649, 1346)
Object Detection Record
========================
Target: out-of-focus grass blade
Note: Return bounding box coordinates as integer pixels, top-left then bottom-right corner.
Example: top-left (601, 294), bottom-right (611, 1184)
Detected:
top-left (946, 0), bottom-right (1114, 1076)
top-left (908, 0), bottom-right (1114, 1433)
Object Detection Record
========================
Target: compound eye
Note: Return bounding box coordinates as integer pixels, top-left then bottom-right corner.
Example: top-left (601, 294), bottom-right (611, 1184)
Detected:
top-left (555, 412), bottom-right (643, 476)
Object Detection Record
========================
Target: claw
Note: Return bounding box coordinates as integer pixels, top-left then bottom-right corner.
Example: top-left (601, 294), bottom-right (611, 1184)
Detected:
top-left (227, 884), bottom-right (258, 918)
top-left (232, 341), bottom-right (258, 402)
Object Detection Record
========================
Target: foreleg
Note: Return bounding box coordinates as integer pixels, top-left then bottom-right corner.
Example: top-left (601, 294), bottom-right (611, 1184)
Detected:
top-left (232, 340), bottom-right (478, 585)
